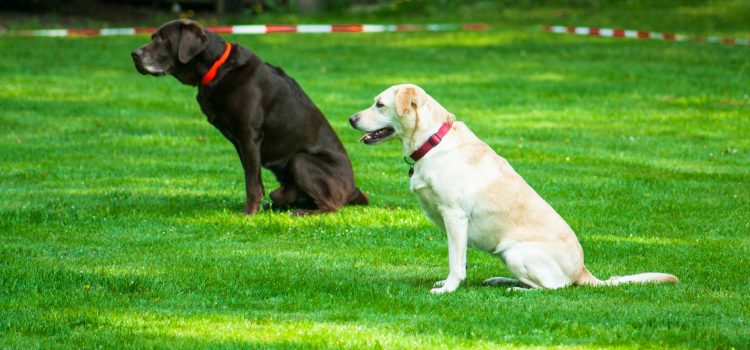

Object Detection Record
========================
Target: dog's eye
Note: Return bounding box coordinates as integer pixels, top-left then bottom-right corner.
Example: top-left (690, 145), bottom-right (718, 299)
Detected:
top-left (375, 101), bottom-right (384, 108)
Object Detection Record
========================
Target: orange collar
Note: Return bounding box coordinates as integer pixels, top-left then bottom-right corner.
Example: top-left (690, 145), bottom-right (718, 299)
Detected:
top-left (201, 42), bottom-right (232, 85)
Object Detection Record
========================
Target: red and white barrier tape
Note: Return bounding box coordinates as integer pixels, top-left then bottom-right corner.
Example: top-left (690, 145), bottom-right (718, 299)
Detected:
top-left (15, 23), bottom-right (488, 37)
top-left (543, 25), bottom-right (749, 46)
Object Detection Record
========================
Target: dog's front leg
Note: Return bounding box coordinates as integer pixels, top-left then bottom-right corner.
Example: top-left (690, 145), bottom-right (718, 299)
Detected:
top-left (431, 208), bottom-right (468, 294)
top-left (237, 137), bottom-right (264, 215)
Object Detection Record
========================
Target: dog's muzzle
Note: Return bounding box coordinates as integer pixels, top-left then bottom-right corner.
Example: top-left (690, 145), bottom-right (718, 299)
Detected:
top-left (348, 113), bottom-right (360, 128)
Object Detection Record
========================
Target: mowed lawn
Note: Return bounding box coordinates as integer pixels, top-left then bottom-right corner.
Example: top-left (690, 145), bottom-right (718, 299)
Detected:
top-left (1, 11), bottom-right (749, 349)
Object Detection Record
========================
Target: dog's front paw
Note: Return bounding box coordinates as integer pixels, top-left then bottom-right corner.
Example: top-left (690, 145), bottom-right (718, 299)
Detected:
top-left (244, 203), bottom-right (260, 215)
top-left (244, 208), bottom-right (258, 215)
top-left (430, 279), bottom-right (460, 294)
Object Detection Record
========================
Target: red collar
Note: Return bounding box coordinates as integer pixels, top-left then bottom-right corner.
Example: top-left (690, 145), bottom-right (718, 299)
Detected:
top-left (410, 122), bottom-right (453, 162)
top-left (201, 42), bottom-right (232, 86)
top-left (406, 122), bottom-right (452, 176)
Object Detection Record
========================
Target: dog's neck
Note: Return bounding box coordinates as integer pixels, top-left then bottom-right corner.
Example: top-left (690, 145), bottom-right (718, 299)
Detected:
top-left (400, 102), bottom-right (455, 158)
top-left (173, 32), bottom-right (230, 86)
top-left (401, 120), bottom-right (452, 159)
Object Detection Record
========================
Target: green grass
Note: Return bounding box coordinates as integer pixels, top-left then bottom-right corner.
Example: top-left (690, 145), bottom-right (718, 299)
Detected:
top-left (1, 5), bottom-right (749, 349)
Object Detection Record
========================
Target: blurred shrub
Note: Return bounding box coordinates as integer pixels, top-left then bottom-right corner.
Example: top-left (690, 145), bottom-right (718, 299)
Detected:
top-left (0, 0), bottom-right (726, 13)
top-left (1, 0), bottom-right (62, 11)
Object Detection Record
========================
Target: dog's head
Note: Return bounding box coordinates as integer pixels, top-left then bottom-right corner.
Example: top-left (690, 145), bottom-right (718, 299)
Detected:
top-left (131, 19), bottom-right (209, 77)
top-left (349, 84), bottom-right (455, 146)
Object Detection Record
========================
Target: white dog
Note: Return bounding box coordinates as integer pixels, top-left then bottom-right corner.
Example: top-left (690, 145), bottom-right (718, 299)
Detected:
top-left (349, 84), bottom-right (678, 294)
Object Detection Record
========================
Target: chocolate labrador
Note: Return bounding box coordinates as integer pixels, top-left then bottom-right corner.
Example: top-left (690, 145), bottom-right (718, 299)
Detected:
top-left (131, 19), bottom-right (368, 215)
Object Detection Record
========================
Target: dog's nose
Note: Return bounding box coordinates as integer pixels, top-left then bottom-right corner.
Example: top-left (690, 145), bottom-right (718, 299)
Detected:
top-left (348, 113), bottom-right (360, 127)
top-left (131, 49), bottom-right (142, 61)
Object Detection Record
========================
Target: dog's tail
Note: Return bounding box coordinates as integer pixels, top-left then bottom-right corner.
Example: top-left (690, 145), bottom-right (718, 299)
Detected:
top-left (575, 266), bottom-right (678, 287)
top-left (346, 187), bottom-right (370, 206)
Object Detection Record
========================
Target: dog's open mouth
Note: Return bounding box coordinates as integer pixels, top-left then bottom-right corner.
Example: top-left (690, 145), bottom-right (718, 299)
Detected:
top-left (359, 127), bottom-right (395, 145)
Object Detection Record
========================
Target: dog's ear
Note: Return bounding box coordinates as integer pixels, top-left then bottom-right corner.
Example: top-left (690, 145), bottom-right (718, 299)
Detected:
top-left (395, 86), bottom-right (419, 117)
top-left (177, 22), bottom-right (208, 64)
top-left (443, 110), bottom-right (456, 124)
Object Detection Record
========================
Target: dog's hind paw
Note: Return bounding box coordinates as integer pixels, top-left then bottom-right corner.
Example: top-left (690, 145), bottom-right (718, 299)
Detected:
top-left (483, 277), bottom-right (523, 287)
top-left (291, 209), bottom-right (320, 216)
top-left (291, 208), bottom-right (336, 216)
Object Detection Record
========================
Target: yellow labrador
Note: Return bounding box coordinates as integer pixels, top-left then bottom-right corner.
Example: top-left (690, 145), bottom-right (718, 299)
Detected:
top-left (349, 84), bottom-right (678, 294)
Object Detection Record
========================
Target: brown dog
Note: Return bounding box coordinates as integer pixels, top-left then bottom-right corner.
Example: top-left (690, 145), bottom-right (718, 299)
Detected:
top-left (132, 19), bottom-right (368, 215)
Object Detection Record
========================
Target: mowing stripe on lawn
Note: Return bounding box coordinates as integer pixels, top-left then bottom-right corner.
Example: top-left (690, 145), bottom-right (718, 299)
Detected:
top-left (543, 25), bottom-right (750, 46)
top-left (12, 23), bottom-right (489, 37)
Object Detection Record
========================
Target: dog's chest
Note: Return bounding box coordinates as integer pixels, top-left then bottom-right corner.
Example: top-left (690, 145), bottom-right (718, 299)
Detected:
top-left (197, 93), bottom-right (222, 122)
top-left (410, 166), bottom-right (504, 252)
top-left (411, 172), bottom-right (459, 228)
top-left (413, 185), bottom-right (444, 230)
top-left (197, 92), bottom-right (237, 137)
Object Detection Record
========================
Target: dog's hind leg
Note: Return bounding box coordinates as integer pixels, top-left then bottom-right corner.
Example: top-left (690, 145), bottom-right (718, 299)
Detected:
top-left (346, 187), bottom-right (369, 206)
top-left (483, 277), bottom-right (526, 288)
top-left (288, 153), bottom-right (347, 215)
top-left (500, 243), bottom-right (573, 290)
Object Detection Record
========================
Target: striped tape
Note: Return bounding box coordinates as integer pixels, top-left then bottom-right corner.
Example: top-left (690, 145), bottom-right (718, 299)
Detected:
top-left (543, 25), bottom-right (750, 46)
top-left (16, 23), bottom-right (488, 37)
